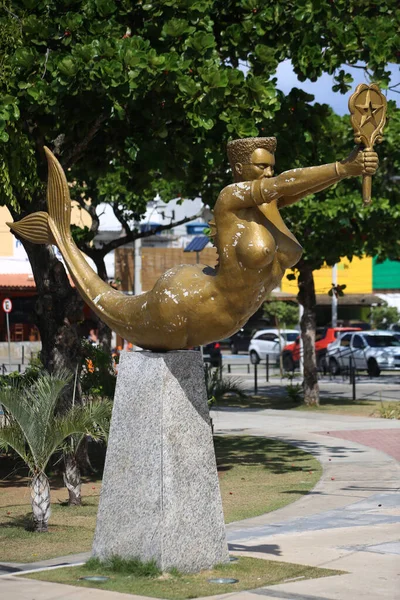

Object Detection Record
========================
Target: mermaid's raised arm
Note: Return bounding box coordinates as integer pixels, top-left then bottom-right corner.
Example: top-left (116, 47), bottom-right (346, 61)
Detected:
top-left (276, 148), bottom-right (379, 208)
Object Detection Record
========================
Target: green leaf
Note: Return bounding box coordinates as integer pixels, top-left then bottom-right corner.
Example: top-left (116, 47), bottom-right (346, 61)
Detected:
top-left (13, 47), bottom-right (36, 69)
top-left (58, 57), bottom-right (78, 77)
top-left (254, 45), bottom-right (278, 70)
top-left (189, 32), bottom-right (215, 54)
top-left (176, 76), bottom-right (198, 96)
top-left (197, 116), bottom-right (214, 130)
top-left (94, 0), bottom-right (117, 17)
top-left (162, 18), bottom-right (191, 37)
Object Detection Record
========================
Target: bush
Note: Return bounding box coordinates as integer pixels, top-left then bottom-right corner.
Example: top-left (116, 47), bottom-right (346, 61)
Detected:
top-left (205, 366), bottom-right (246, 405)
top-left (369, 305), bottom-right (400, 330)
top-left (285, 373), bottom-right (303, 404)
top-left (81, 341), bottom-right (116, 399)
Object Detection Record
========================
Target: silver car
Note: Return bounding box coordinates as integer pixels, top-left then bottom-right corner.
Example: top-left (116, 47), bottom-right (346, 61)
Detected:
top-left (248, 329), bottom-right (299, 365)
top-left (327, 330), bottom-right (400, 377)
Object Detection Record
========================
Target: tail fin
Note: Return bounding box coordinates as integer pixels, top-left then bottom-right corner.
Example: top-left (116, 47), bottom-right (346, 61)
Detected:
top-left (7, 147), bottom-right (71, 245)
top-left (44, 146), bottom-right (71, 240)
top-left (7, 211), bottom-right (53, 244)
top-left (6, 211), bottom-right (54, 244)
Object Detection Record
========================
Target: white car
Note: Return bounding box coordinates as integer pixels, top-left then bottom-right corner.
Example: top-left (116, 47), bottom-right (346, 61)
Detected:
top-left (248, 329), bottom-right (299, 365)
top-left (327, 330), bottom-right (400, 377)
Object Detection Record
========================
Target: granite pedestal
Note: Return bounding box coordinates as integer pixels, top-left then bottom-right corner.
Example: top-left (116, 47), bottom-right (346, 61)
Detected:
top-left (92, 350), bottom-right (229, 573)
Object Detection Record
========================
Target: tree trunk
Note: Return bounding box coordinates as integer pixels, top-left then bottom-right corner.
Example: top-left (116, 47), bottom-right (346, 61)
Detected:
top-left (30, 472), bottom-right (51, 532)
top-left (63, 453), bottom-right (82, 506)
top-left (297, 261), bottom-right (319, 406)
top-left (75, 435), bottom-right (93, 474)
top-left (92, 254), bottom-right (112, 352)
top-left (22, 241), bottom-right (83, 411)
top-left (96, 317), bottom-right (112, 352)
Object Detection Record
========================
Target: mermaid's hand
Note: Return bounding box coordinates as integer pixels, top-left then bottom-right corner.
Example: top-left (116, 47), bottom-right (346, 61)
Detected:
top-left (337, 147), bottom-right (379, 177)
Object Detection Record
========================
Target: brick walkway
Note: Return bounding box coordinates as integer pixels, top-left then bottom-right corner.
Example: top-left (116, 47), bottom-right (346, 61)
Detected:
top-left (319, 428), bottom-right (400, 462)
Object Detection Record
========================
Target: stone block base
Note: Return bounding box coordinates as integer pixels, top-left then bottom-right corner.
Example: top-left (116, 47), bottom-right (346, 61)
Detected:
top-left (92, 350), bottom-right (228, 573)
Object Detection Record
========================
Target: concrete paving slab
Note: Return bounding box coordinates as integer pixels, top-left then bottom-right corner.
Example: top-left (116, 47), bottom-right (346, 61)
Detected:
top-left (343, 540), bottom-right (400, 555)
top-left (226, 524), bottom-right (400, 600)
top-left (0, 574), bottom-right (154, 600)
top-left (0, 552), bottom-right (90, 576)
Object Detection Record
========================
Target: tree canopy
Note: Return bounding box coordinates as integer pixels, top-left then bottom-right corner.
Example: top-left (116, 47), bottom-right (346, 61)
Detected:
top-left (0, 0), bottom-right (398, 386)
top-left (1, 0), bottom-right (399, 217)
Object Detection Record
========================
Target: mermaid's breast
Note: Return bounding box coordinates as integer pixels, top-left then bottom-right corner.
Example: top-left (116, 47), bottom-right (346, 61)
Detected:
top-left (275, 239), bottom-right (303, 270)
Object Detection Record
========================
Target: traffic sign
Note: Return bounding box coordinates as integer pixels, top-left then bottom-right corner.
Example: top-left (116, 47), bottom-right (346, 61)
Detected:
top-left (2, 298), bottom-right (12, 313)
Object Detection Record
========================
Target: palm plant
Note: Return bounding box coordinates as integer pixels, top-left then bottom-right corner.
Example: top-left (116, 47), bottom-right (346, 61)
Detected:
top-left (205, 366), bottom-right (246, 405)
top-left (62, 402), bottom-right (112, 506)
top-left (0, 371), bottom-right (111, 532)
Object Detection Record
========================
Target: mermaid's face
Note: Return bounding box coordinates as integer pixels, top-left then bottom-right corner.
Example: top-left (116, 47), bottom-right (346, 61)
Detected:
top-left (235, 148), bottom-right (275, 182)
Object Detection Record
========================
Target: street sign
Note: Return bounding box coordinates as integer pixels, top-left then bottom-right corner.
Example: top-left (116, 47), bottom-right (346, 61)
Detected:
top-left (2, 298), bottom-right (12, 368)
top-left (2, 298), bottom-right (12, 313)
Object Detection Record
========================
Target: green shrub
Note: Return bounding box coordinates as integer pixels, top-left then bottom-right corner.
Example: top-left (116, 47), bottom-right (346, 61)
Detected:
top-left (81, 341), bottom-right (116, 399)
top-left (285, 373), bottom-right (303, 404)
top-left (205, 366), bottom-right (246, 405)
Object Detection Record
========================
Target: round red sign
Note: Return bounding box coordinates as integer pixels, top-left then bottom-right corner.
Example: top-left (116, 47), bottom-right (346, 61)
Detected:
top-left (2, 298), bottom-right (12, 313)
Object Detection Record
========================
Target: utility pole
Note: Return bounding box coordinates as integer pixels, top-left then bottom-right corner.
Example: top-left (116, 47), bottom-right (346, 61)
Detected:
top-left (332, 264), bottom-right (338, 327)
top-left (299, 303), bottom-right (304, 377)
top-left (134, 235), bottom-right (142, 296)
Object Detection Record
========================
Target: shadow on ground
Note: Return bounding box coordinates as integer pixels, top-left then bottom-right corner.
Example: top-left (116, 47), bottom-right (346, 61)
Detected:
top-left (214, 390), bottom-right (379, 412)
top-left (214, 436), bottom-right (331, 475)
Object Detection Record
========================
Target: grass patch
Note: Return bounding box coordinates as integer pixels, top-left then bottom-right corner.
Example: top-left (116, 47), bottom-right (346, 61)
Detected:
top-left (296, 397), bottom-right (387, 417)
top-left (0, 476), bottom-right (100, 563)
top-left (215, 393), bottom-right (385, 417)
top-left (86, 556), bottom-right (161, 577)
top-left (376, 401), bottom-right (400, 419)
top-left (25, 555), bottom-right (343, 599)
top-left (0, 437), bottom-right (322, 561)
top-left (216, 436), bottom-right (321, 523)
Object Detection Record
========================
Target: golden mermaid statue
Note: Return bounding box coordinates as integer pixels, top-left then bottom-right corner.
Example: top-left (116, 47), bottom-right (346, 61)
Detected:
top-left (8, 139), bottom-right (378, 351)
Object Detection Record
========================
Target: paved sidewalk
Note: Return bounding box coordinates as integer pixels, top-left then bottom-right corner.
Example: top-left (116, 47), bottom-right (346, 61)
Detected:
top-left (319, 428), bottom-right (400, 461)
top-left (217, 409), bottom-right (400, 600)
top-left (1, 409), bottom-right (399, 600)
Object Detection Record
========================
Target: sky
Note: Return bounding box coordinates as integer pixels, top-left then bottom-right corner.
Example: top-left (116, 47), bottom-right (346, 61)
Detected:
top-left (275, 61), bottom-right (399, 115)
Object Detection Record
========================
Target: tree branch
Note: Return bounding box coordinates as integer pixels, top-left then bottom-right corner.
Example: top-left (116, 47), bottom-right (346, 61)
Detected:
top-left (62, 113), bottom-right (109, 169)
top-left (97, 210), bottom-right (205, 257)
top-left (112, 201), bottom-right (132, 237)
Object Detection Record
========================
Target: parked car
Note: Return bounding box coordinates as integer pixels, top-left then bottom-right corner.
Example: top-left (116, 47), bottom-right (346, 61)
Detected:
top-left (228, 328), bottom-right (255, 354)
top-left (281, 326), bottom-right (362, 372)
top-left (248, 329), bottom-right (299, 365)
top-left (326, 330), bottom-right (400, 377)
top-left (202, 341), bottom-right (222, 367)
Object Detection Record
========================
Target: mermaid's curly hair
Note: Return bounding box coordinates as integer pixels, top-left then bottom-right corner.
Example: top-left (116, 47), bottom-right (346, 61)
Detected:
top-left (227, 137), bottom-right (277, 172)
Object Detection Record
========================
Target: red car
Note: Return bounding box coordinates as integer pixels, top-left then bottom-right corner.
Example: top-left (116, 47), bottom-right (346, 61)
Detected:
top-left (282, 327), bottom-right (362, 372)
